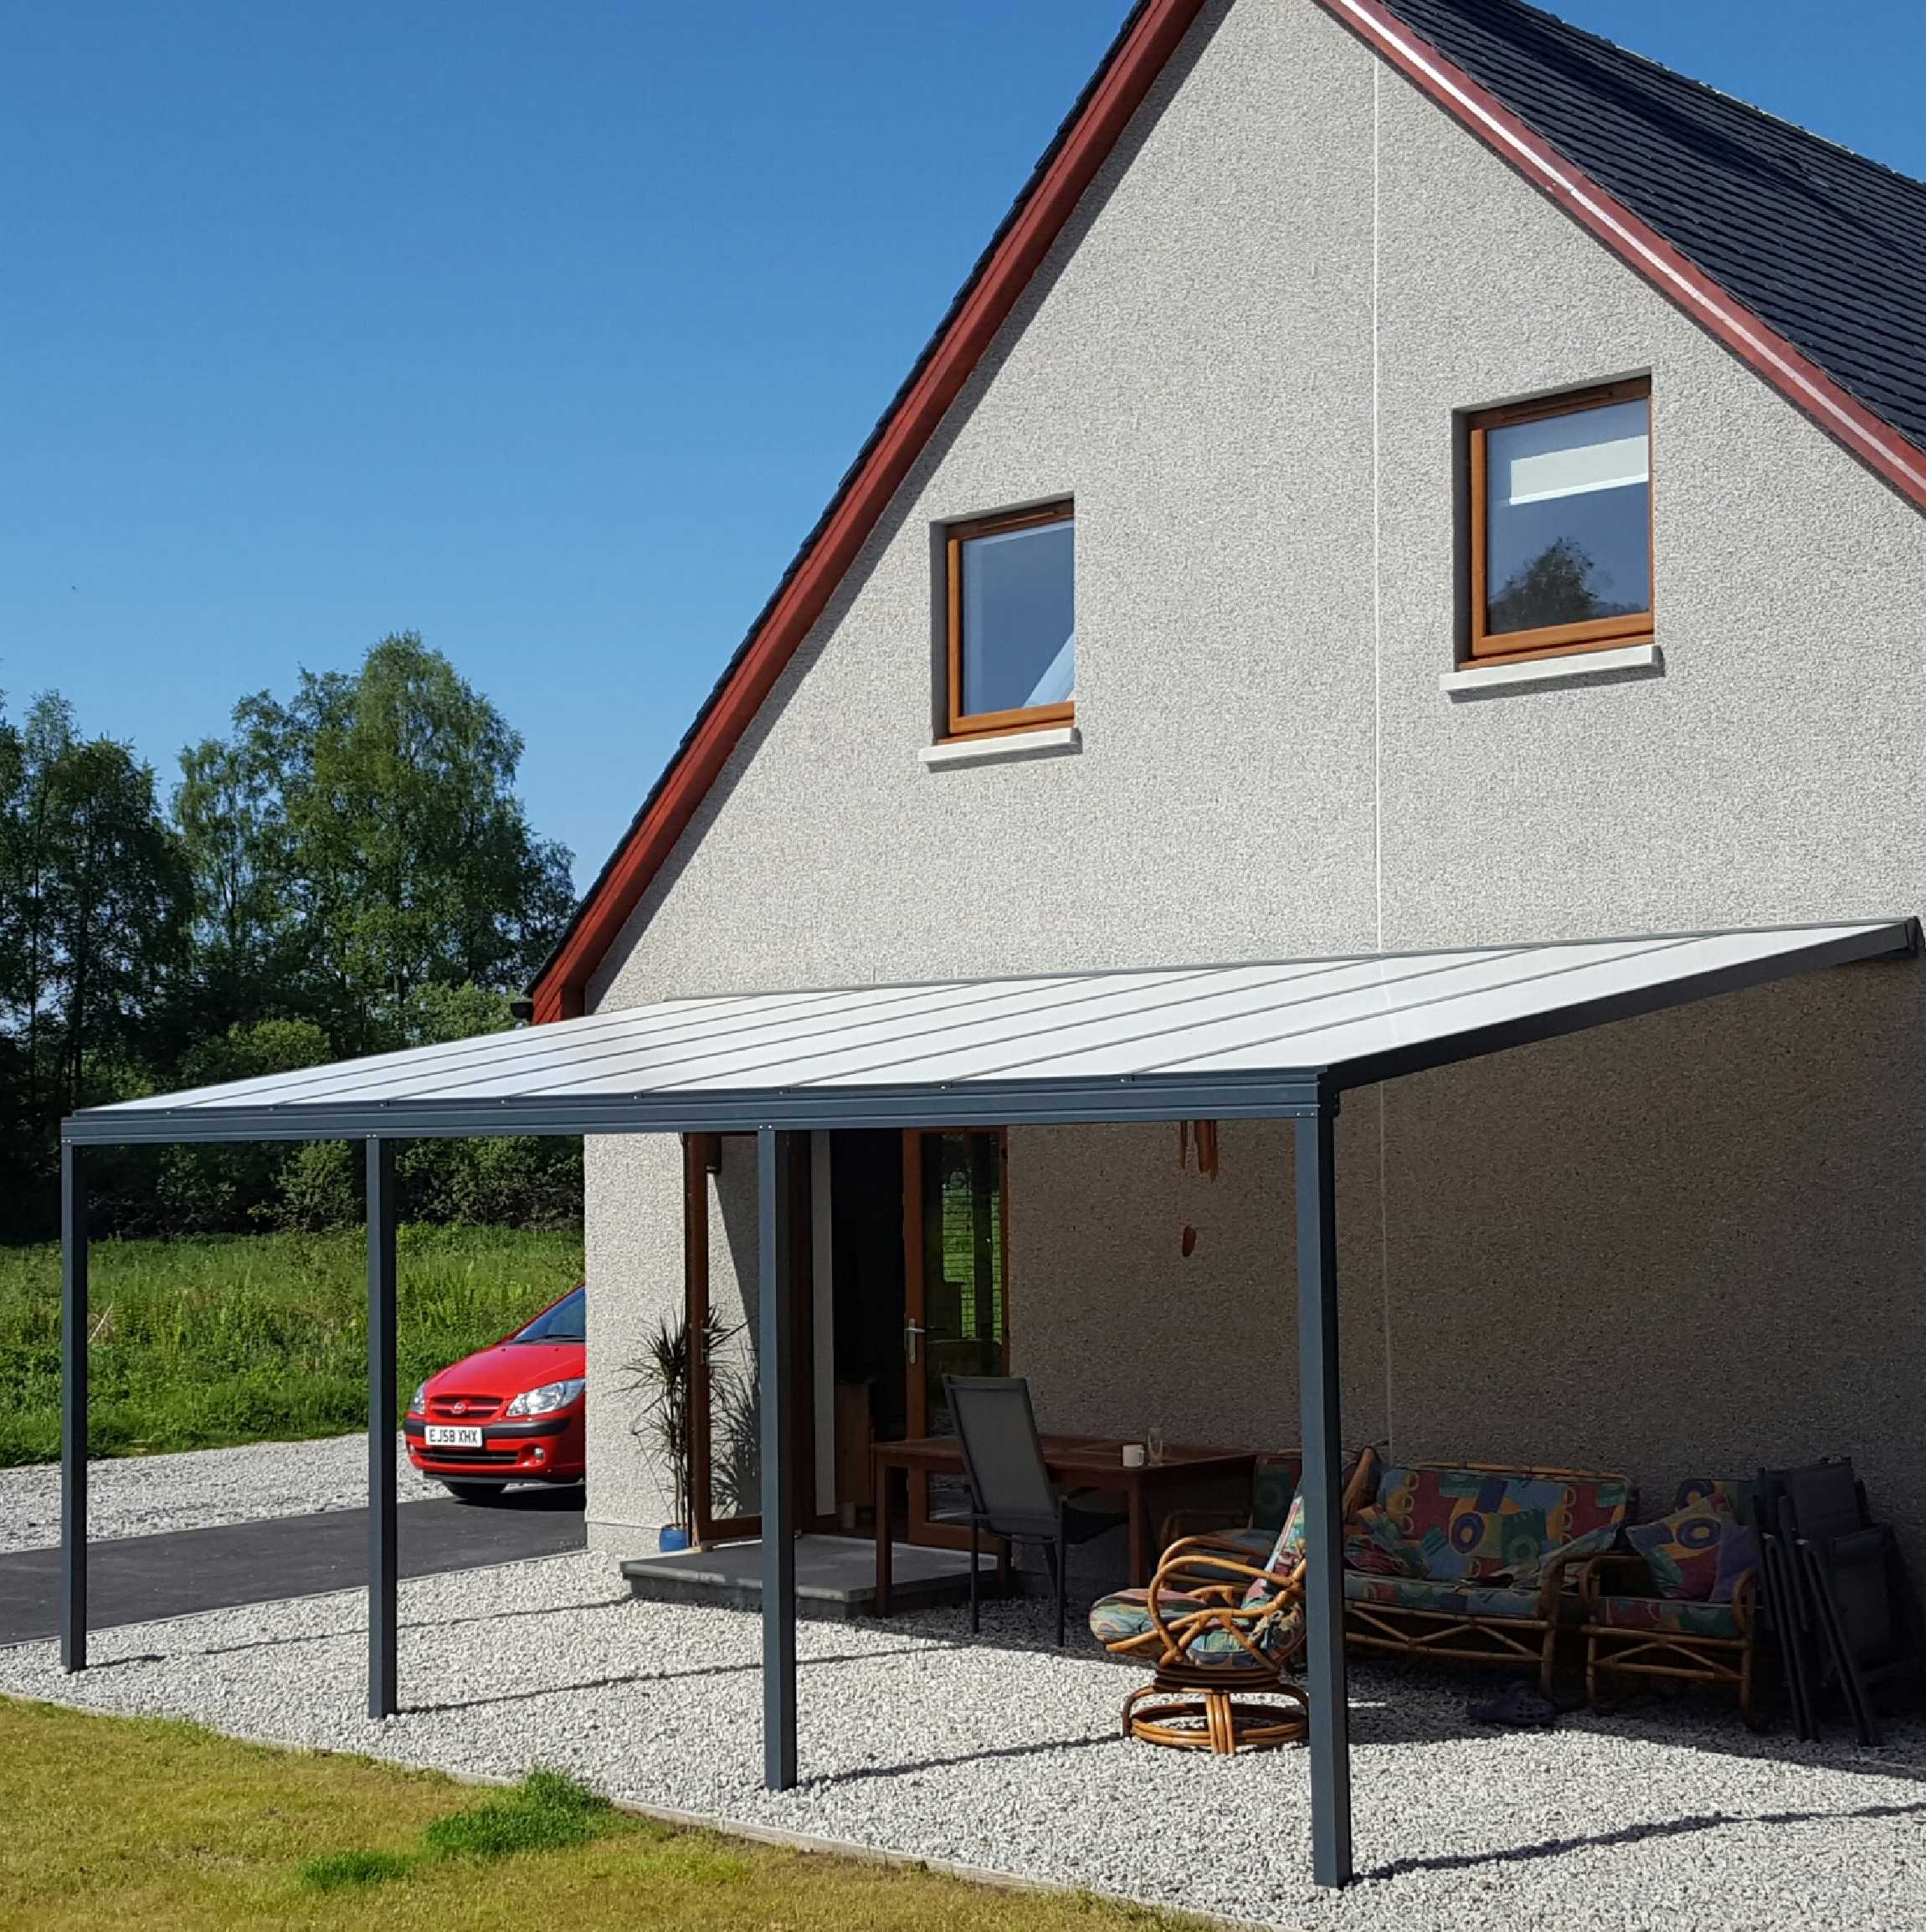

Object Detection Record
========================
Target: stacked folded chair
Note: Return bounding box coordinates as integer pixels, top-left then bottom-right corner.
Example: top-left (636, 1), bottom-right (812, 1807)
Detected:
top-left (1754, 1458), bottom-right (1924, 1744)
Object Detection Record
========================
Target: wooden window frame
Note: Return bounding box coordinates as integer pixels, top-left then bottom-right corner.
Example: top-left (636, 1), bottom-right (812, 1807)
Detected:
top-left (943, 499), bottom-right (1076, 739)
top-left (1467, 377), bottom-right (1653, 665)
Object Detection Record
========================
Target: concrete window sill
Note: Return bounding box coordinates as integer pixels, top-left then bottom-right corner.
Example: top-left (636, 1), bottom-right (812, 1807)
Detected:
top-left (918, 726), bottom-right (1081, 769)
top-left (1440, 642), bottom-right (1661, 697)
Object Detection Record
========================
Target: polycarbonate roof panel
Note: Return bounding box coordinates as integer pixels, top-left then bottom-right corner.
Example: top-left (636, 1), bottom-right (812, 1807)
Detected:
top-left (70, 921), bottom-right (1909, 1141)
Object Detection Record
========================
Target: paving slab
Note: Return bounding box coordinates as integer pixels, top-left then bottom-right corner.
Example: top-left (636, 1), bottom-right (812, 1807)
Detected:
top-left (621, 1533), bottom-right (997, 1620)
top-left (0, 1488), bottom-right (583, 1643)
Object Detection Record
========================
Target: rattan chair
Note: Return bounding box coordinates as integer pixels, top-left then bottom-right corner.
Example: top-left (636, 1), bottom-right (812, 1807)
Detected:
top-left (1089, 1449), bottom-right (1377, 1753)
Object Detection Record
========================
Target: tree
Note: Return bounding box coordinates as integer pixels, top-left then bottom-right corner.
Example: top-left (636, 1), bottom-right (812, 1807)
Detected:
top-left (0, 693), bottom-right (190, 1231)
top-left (1487, 535), bottom-right (1606, 635)
top-left (173, 707), bottom-right (300, 1037)
top-left (0, 695), bottom-right (188, 1112)
top-left (0, 639), bottom-right (582, 1239)
top-left (192, 635), bottom-right (575, 1054)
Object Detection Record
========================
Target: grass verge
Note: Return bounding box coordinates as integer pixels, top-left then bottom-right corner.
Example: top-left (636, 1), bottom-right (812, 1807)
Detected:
top-left (0, 1225), bottom-right (583, 1465)
top-left (0, 1697), bottom-right (1201, 1932)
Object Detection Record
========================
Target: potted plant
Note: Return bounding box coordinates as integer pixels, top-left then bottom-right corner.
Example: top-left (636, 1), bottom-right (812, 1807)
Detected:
top-left (619, 1312), bottom-right (732, 1553)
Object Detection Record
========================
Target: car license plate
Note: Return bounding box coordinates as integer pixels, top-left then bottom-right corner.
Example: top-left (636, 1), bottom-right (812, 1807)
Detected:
top-left (424, 1425), bottom-right (484, 1449)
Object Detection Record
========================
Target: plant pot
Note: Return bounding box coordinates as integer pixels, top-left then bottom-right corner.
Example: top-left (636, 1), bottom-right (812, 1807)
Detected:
top-left (658, 1524), bottom-right (692, 1554)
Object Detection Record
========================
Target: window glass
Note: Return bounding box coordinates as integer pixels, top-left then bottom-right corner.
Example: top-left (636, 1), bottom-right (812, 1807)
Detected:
top-left (1484, 398), bottom-right (1650, 637)
top-left (513, 1285), bottom-right (585, 1343)
top-left (958, 517), bottom-right (1075, 717)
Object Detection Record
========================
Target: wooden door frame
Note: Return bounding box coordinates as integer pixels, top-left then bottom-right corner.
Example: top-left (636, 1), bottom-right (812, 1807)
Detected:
top-left (901, 1127), bottom-right (1010, 1551)
top-left (687, 1132), bottom-right (821, 1545)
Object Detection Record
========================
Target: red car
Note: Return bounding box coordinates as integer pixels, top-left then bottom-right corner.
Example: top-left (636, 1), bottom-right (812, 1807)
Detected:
top-left (404, 1285), bottom-right (587, 1500)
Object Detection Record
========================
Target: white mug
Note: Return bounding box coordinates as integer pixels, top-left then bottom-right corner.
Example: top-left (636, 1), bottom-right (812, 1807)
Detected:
top-left (1122, 1442), bottom-right (1148, 1468)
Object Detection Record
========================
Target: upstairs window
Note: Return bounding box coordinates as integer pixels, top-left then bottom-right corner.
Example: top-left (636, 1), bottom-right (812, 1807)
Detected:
top-left (1469, 379), bottom-right (1651, 662)
top-left (945, 501), bottom-right (1075, 738)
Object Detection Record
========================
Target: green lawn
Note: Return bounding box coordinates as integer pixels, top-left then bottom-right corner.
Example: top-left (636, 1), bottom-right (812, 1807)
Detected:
top-left (0, 1698), bottom-right (1197, 1932)
top-left (0, 1226), bottom-right (583, 1467)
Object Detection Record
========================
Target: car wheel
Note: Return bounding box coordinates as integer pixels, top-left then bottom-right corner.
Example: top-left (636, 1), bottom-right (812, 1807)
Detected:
top-left (442, 1481), bottom-right (509, 1504)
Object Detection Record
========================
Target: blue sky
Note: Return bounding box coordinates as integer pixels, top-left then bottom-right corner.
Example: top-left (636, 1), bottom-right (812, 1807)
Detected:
top-left (6, 2), bottom-right (1921, 888)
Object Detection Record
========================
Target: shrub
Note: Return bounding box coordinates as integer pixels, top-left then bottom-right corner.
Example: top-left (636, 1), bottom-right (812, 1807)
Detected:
top-left (271, 1141), bottom-right (360, 1231)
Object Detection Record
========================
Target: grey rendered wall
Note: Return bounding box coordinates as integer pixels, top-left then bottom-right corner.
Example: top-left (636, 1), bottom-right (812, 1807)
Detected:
top-left (583, 0), bottom-right (1926, 1559)
top-left (583, 1133), bottom-right (682, 1547)
top-left (1379, 961), bottom-right (1926, 1561)
top-left (1009, 1111), bottom-right (1389, 1458)
top-left (584, 1133), bottom-right (762, 1554)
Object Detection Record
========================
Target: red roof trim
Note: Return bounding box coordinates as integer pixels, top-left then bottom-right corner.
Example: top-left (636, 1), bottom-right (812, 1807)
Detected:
top-left (532, 0), bottom-right (1211, 1022)
top-left (1312, 0), bottom-right (1926, 511)
top-left (538, 0), bottom-right (1926, 1023)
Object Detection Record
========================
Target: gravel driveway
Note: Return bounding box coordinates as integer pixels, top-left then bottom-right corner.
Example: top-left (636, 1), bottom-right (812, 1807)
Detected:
top-left (2, 1551), bottom-right (1919, 1931)
top-left (0, 1436), bottom-right (439, 1554)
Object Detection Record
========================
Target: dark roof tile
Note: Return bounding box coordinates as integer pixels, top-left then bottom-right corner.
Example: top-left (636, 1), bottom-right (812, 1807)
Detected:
top-left (1381, 0), bottom-right (1926, 453)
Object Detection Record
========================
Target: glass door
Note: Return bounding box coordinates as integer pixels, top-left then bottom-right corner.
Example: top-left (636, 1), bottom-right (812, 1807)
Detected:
top-left (902, 1129), bottom-right (1008, 1548)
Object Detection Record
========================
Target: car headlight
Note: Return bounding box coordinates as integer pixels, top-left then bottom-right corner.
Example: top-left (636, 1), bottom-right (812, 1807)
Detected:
top-left (505, 1377), bottom-right (586, 1418)
top-left (409, 1383), bottom-right (428, 1415)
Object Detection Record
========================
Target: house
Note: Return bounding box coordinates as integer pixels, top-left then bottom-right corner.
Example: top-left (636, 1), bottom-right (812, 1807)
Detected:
top-left (529, 0), bottom-right (1926, 1579)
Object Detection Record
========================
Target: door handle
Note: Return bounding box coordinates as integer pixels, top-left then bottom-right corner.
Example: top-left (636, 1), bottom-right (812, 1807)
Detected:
top-left (904, 1321), bottom-right (927, 1364)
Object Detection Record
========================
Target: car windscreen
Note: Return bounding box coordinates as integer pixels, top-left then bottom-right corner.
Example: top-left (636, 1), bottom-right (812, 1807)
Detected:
top-left (511, 1285), bottom-right (585, 1344)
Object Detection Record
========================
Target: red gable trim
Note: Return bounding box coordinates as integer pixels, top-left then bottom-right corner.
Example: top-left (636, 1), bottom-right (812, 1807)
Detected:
top-left (1312, 0), bottom-right (1926, 511)
top-left (532, 0), bottom-right (1211, 1023)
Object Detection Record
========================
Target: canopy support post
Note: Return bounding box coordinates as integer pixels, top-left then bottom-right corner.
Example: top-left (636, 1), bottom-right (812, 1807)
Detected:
top-left (758, 1126), bottom-right (797, 1790)
top-left (1297, 1097), bottom-right (1353, 1888)
top-left (367, 1137), bottom-right (398, 1720)
top-left (60, 1141), bottom-right (88, 1673)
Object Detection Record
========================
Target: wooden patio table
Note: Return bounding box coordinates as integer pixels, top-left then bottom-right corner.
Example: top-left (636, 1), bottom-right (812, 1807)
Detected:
top-left (870, 1435), bottom-right (1259, 1615)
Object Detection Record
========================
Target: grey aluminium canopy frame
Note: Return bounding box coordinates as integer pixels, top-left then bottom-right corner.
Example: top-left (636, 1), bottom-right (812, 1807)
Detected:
top-left (56, 919), bottom-right (1913, 1889)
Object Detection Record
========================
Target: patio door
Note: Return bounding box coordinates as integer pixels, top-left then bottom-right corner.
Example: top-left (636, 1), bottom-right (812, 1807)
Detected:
top-left (901, 1128), bottom-right (1009, 1549)
top-left (686, 1133), bottom-right (817, 1545)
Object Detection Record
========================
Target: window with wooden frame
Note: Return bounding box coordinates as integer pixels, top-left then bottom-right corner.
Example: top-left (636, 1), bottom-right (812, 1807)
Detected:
top-left (1468, 378), bottom-right (1652, 664)
top-left (943, 500), bottom-right (1075, 738)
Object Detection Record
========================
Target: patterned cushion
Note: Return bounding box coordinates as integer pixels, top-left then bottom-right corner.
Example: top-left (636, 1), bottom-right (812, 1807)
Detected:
top-left (1667, 1480), bottom-right (1759, 1602)
top-left (1343, 1571), bottom-right (1566, 1623)
top-left (1194, 1600), bottom-right (1304, 1668)
top-left (1373, 1466), bottom-right (1631, 1585)
top-left (1628, 1503), bottom-right (1739, 1601)
top-left (1089, 1586), bottom-right (1205, 1647)
top-left (1708, 1523), bottom-right (1759, 1603)
top-left (1343, 1505), bottom-right (1429, 1578)
top-left (1509, 1521), bottom-right (1622, 1589)
top-left (1240, 1491), bottom-right (1307, 1609)
top-left (1674, 1477), bottom-right (1754, 1519)
top-left (1593, 1595), bottom-right (1743, 1638)
top-left (1088, 1585), bottom-right (1305, 1669)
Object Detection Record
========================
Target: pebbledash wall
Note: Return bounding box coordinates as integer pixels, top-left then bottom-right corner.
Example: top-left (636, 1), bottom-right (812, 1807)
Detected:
top-left (579, 0), bottom-right (1926, 1563)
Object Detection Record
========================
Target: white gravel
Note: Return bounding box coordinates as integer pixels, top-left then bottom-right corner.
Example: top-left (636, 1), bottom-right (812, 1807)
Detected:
top-left (2, 1550), bottom-right (1920, 1930)
top-left (0, 1435), bottom-right (440, 1554)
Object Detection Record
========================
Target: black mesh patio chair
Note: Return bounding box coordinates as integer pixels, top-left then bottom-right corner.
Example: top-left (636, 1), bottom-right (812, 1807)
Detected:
top-left (1749, 1474), bottom-right (1815, 1739)
top-left (942, 1374), bottom-right (1119, 1647)
top-left (1774, 1459), bottom-right (1923, 1745)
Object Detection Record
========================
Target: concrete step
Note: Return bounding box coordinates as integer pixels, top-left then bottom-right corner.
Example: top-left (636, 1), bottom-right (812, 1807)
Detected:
top-left (619, 1533), bottom-right (1003, 1621)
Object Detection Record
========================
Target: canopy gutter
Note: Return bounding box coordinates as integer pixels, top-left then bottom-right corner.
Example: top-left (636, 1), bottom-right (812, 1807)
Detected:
top-left (61, 1073), bottom-right (1331, 1145)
